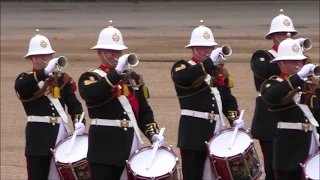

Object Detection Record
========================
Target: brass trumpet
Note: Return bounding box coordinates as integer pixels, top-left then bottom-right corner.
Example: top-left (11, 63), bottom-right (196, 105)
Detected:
top-left (214, 45), bottom-right (232, 66)
top-left (126, 53), bottom-right (139, 67)
top-left (46, 56), bottom-right (68, 77)
top-left (296, 38), bottom-right (313, 51)
top-left (312, 65), bottom-right (320, 78)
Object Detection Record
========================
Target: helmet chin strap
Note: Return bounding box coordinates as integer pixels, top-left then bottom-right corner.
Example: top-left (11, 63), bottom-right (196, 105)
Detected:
top-left (192, 47), bottom-right (208, 60)
top-left (101, 51), bottom-right (117, 68)
top-left (274, 34), bottom-right (282, 45)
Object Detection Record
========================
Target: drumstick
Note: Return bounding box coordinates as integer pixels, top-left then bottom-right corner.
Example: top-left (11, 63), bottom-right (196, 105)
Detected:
top-left (228, 110), bottom-right (245, 149)
top-left (66, 112), bottom-right (85, 154)
top-left (146, 127), bottom-right (165, 170)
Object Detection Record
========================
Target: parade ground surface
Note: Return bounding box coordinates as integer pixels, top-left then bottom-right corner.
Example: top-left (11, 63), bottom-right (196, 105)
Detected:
top-left (1, 1), bottom-right (319, 179)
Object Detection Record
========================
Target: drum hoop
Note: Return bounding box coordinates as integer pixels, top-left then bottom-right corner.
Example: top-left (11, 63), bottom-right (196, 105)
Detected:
top-left (302, 150), bottom-right (320, 174)
top-left (55, 157), bottom-right (87, 166)
top-left (51, 133), bottom-right (89, 162)
top-left (127, 145), bottom-right (179, 178)
top-left (206, 128), bottom-right (253, 158)
top-left (207, 128), bottom-right (252, 145)
top-left (209, 143), bottom-right (254, 160)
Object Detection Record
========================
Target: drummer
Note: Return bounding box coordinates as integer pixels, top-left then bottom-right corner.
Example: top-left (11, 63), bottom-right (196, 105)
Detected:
top-left (77, 20), bottom-right (165, 179)
top-left (170, 20), bottom-right (245, 179)
top-left (14, 29), bottom-right (86, 180)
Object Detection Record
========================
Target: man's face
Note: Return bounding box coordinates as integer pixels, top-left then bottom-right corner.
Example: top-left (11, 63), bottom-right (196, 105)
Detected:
top-left (98, 49), bottom-right (123, 68)
top-left (271, 32), bottom-right (296, 45)
top-left (278, 60), bottom-right (304, 75)
top-left (30, 54), bottom-right (53, 70)
top-left (191, 46), bottom-right (215, 61)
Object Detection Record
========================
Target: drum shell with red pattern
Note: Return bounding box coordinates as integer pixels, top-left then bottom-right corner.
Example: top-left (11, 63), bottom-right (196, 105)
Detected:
top-left (207, 128), bottom-right (262, 180)
top-left (52, 133), bottom-right (90, 180)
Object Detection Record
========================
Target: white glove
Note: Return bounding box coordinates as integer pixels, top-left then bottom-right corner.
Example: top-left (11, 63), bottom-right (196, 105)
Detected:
top-left (115, 54), bottom-right (129, 73)
top-left (74, 122), bottom-right (85, 135)
top-left (44, 57), bottom-right (59, 75)
top-left (210, 48), bottom-right (225, 65)
top-left (297, 64), bottom-right (316, 79)
top-left (233, 119), bottom-right (245, 128)
top-left (151, 134), bottom-right (164, 147)
top-left (295, 38), bottom-right (306, 45)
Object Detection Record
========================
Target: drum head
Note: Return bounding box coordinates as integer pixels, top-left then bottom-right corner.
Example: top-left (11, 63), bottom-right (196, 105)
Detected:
top-left (209, 130), bottom-right (251, 157)
top-left (54, 135), bottom-right (88, 163)
top-left (305, 153), bottom-right (320, 179)
top-left (129, 147), bottom-right (177, 177)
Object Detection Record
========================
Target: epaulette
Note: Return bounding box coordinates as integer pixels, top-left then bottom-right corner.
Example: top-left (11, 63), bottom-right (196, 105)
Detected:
top-left (88, 67), bottom-right (100, 72)
top-left (250, 50), bottom-right (280, 80)
top-left (24, 70), bottom-right (33, 74)
top-left (269, 75), bottom-right (283, 82)
top-left (171, 60), bottom-right (206, 89)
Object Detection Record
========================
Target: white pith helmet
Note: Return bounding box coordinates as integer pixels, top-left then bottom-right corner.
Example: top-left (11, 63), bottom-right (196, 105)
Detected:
top-left (24, 29), bottom-right (55, 59)
top-left (185, 20), bottom-right (218, 48)
top-left (91, 20), bottom-right (128, 51)
top-left (271, 33), bottom-right (306, 62)
top-left (265, 9), bottom-right (298, 40)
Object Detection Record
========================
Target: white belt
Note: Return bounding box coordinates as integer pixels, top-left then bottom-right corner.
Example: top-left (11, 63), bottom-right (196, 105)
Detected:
top-left (91, 119), bottom-right (133, 129)
top-left (27, 116), bottom-right (61, 124)
top-left (181, 109), bottom-right (218, 121)
top-left (277, 122), bottom-right (313, 132)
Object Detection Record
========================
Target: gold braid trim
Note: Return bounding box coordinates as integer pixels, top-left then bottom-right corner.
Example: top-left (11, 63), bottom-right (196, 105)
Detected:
top-left (144, 122), bottom-right (159, 136)
top-left (177, 86), bottom-right (209, 99)
top-left (200, 62), bottom-right (207, 75)
top-left (105, 76), bottom-right (115, 88)
top-left (286, 79), bottom-right (295, 91)
top-left (33, 72), bottom-right (39, 83)
top-left (268, 104), bottom-right (297, 112)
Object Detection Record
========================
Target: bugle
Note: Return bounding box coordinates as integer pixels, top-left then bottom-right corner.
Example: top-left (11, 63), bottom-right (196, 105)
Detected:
top-left (127, 53), bottom-right (139, 67)
top-left (312, 65), bottom-right (320, 78)
top-left (214, 45), bottom-right (232, 66)
top-left (221, 45), bottom-right (232, 57)
top-left (48, 56), bottom-right (68, 77)
top-left (296, 38), bottom-right (313, 51)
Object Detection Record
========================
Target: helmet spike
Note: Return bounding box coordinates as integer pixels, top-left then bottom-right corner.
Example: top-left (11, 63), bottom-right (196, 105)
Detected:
top-left (108, 20), bottom-right (113, 28)
top-left (200, 20), bottom-right (204, 26)
top-left (36, 29), bottom-right (40, 35)
top-left (280, 9), bottom-right (284, 15)
top-left (286, 32), bottom-right (291, 38)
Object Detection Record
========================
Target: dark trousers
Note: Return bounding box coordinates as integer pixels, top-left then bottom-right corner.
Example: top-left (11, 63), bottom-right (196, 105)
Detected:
top-left (180, 148), bottom-right (207, 180)
top-left (276, 169), bottom-right (303, 180)
top-left (26, 155), bottom-right (52, 180)
top-left (89, 162), bottom-right (124, 180)
top-left (260, 140), bottom-right (276, 180)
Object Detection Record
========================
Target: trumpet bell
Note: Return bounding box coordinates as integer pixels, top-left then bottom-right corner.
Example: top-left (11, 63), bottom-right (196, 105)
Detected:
top-left (127, 53), bottom-right (139, 67)
top-left (222, 45), bottom-right (232, 56)
top-left (313, 65), bottom-right (320, 77)
top-left (57, 56), bottom-right (68, 68)
top-left (302, 38), bottom-right (312, 50)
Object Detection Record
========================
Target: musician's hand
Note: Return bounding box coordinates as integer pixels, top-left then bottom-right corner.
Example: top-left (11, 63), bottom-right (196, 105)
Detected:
top-left (233, 119), bottom-right (245, 128)
top-left (44, 58), bottom-right (59, 75)
top-left (115, 54), bottom-right (129, 74)
top-left (297, 64), bottom-right (316, 79)
top-left (75, 122), bottom-right (85, 135)
top-left (151, 134), bottom-right (164, 147)
top-left (295, 38), bottom-right (306, 45)
top-left (210, 48), bottom-right (225, 64)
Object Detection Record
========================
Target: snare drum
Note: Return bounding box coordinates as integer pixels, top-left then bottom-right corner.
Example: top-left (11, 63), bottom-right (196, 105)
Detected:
top-left (206, 128), bottom-right (262, 180)
top-left (52, 133), bottom-right (90, 180)
top-left (301, 151), bottom-right (320, 180)
top-left (127, 146), bottom-right (180, 180)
